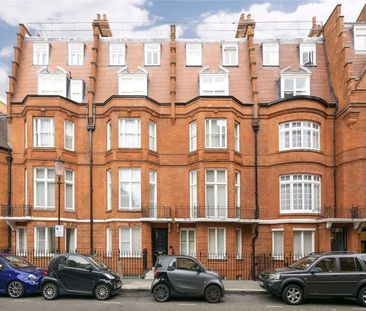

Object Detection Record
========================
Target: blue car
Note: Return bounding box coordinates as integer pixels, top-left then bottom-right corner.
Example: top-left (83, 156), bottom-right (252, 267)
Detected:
top-left (0, 253), bottom-right (46, 298)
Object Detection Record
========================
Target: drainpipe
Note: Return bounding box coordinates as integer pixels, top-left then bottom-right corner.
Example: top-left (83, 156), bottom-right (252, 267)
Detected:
top-left (251, 113), bottom-right (260, 280)
top-left (6, 150), bottom-right (13, 251)
top-left (322, 38), bottom-right (339, 218)
top-left (87, 110), bottom-right (95, 254)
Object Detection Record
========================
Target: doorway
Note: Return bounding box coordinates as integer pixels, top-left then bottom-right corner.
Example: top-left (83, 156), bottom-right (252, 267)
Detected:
top-left (152, 228), bottom-right (168, 266)
top-left (331, 227), bottom-right (347, 252)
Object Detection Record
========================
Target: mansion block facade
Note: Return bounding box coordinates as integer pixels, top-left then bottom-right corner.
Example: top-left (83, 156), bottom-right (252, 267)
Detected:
top-left (0, 4), bottom-right (366, 274)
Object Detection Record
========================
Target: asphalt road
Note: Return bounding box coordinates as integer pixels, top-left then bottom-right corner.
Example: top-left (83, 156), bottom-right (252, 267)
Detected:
top-left (0, 292), bottom-right (364, 311)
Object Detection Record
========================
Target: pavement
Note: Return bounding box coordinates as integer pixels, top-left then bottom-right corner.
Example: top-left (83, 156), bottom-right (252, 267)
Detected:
top-left (122, 278), bottom-right (265, 294)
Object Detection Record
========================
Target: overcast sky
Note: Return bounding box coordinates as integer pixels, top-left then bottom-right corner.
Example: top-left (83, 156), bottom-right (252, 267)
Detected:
top-left (0, 0), bottom-right (363, 99)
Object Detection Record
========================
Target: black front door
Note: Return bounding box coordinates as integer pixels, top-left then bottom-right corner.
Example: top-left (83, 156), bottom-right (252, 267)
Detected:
top-left (331, 228), bottom-right (347, 251)
top-left (152, 229), bottom-right (168, 266)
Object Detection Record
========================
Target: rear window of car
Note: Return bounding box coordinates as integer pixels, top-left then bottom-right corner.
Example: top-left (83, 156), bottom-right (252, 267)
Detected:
top-left (339, 257), bottom-right (363, 272)
top-left (154, 257), bottom-right (171, 269)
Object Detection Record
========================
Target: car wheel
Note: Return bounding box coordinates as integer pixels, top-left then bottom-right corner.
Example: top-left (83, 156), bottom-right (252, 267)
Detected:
top-left (8, 281), bottom-right (24, 298)
top-left (94, 283), bottom-right (111, 300)
top-left (282, 284), bottom-right (304, 305)
top-left (42, 282), bottom-right (59, 300)
top-left (153, 284), bottom-right (170, 302)
top-left (204, 285), bottom-right (221, 303)
top-left (357, 286), bottom-right (366, 306)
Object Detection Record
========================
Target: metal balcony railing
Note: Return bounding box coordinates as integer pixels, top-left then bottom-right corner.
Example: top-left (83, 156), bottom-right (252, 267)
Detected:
top-left (175, 206), bottom-right (256, 219)
top-left (321, 205), bottom-right (366, 219)
top-left (0, 204), bottom-right (32, 217)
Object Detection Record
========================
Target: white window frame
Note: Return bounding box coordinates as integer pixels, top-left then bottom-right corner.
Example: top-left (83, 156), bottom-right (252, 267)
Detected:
top-left (38, 72), bottom-right (68, 97)
top-left (118, 73), bottom-right (148, 96)
top-left (180, 229), bottom-right (196, 256)
top-left (222, 43), bottom-right (238, 66)
top-left (64, 120), bottom-right (74, 151)
top-left (24, 168), bottom-right (28, 205)
top-left (234, 122), bottom-right (240, 152)
top-left (119, 227), bottom-right (141, 257)
top-left (189, 121), bottom-right (197, 152)
top-left (34, 167), bottom-right (55, 209)
top-left (25, 119), bottom-right (28, 149)
top-left (280, 174), bottom-right (321, 214)
top-left (205, 119), bottom-right (227, 149)
top-left (235, 171), bottom-right (240, 217)
top-left (262, 43), bottom-right (279, 66)
top-left (149, 121), bottom-right (157, 151)
top-left (272, 229), bottom-right (284, 260)
top-left (109, 43), bottom-right (126, 66)
top-left (199, 73), bottom-right (229, 96)
top-left (33, 43), bottom-right (49, 66)
top-left (236, 228), bottom-right (242, 259)
top-left (279, 121), bottom-right (320, 151)
top-left (208, 227), bottom-right (226, 259)
top-left (119, 168), bottom-right (141, 210)
top-left (354, 25), bottom-right (366, 51)
top-left (149, 170), bottom-right (157, 217)
top-left (16, 227), bottom-right (27, 256)
top-left (186, 43), bottom-right (202, 66)
top-left (293, 229), bottom-right (315, 260)
top-left (33, 118), bottom-right (55, 148)
top-left (106, 121), bottom-right (112, 150)
top-left (34, 226), bottom-right (55, 256)
top-left (106, 227), bottom-right (112, 257)
top-left (118, 118), bottom-right (141, 148)
top-left (68, 43), bottom-right (84, 66)
top-left (205, 169), bottom-right (227, 218)
top-left (65, 169), bottom-right (75, 211)
top-left (280, 74), bottom-right (310, 98)
top-left (144, 43), bottom-right (160, 66)
top-left (65, 227), bottom-right (77, 253)
top-left (69, 79), bottom-right (84, 103)
top-left (107, 170), bottom-right (112, 211)
top-left (299, 43), bottom-right (316, 66)
top-left (189, 170), bottom-right (197, 218)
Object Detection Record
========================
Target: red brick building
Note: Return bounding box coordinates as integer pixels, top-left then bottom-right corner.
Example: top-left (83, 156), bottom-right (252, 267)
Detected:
top-left (1, 5), bottom-right (366, 279)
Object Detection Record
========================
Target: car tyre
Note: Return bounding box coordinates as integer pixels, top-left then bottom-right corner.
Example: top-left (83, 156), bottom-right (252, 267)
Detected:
top-left (153, 284), bottom-right (170, 302)
top-left (204, 285), bottom-right (221, 303)
top-left (282, 284), bottom-right (304, 305)
top-left (357, 286), bottom-right (366, 307)
top-left (94, 283), bottom-right (111, 300)
top-left (7, 280), bottom-right (24, 298)
top-left (42, 282), bottom-right (59, 300)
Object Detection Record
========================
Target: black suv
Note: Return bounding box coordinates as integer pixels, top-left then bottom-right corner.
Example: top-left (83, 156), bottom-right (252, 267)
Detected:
top-left (41, 254), bottom-right (121, 300)
top-left (151, 255), bottom-right (225, 303)
top-left (259, 252), bottom-right (366, 306)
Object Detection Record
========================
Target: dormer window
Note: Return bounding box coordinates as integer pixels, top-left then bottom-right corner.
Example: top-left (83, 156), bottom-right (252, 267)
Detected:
top-left (33, 43), bottom-right (49, 66)
top-left (299, 43), bottom-right (316, 66)
top-left (186, 43), bottom-right (202, 66)
top-left (262, 43), bottom-right (279, 66)
top-left (118, 67), bottom-right (148, 96)
top-left (69, 80), bottom-right (85, 103)
top-left (354, 26), bottom-right (366, 51)
top-left (199, 67), bottom-right (229, 96)
top-left (68, 43), bottom-right (84, 66)
top-left (222, 43), bottom-right (238, 66)
top-left (144, 43), bottom-right (160, 66)
top-left (37, 67), bottom-right (68, 97)
top-left (279, 68), bottom-right (311, 99)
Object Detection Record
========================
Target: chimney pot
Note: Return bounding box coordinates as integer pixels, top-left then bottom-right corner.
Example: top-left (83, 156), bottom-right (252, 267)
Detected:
top-left (103, 14), bottom-right (107, 20)
top-left (97, 13), bottom-right (101, 20)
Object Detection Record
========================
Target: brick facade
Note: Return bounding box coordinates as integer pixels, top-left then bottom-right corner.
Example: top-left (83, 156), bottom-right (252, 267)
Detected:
top-left (1, 5), bottom-right (366, 277)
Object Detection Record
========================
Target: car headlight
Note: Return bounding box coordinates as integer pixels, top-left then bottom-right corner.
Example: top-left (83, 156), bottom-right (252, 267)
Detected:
top-left (268, 273), bottom-right (281, 280)
top-left (104, 273), bottom-right (115, 280)
top-left (28, 274), bottom-right (37, 281)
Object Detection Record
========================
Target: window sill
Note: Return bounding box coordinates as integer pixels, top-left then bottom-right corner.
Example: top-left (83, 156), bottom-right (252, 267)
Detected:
top-left (63, 149), bottom-right (76, 155)
top-left (204, 148), bottom-right (228, 152)
top-left (33, 208), bottom-right (56, 211)
top-left (185, 65), bottom-right (202, 67)
top-left (262, 64), bottom-right (279, 67)
top-left (148, 149), bottom-right (158, 155)
top-left (278, 148), bottom-right (322, 154)
top-left (280, 211), bottom-right (321, 215)
top-left (32, 147), bottom-right (56, 150)
top-left (118, 208), bottom-right (142, 212)
top-left (64, 209), bottom-right (76, 213)
top-left (144, 64), bottom-right (161, 67)
top-left (109, 64), bottom-right (126, 67)
top-left (302, 64), bottom-right (317, 67)
top-left (222, 64), bottom-right (239, 67)
top-left (117, 147), bottom-right (142, 151)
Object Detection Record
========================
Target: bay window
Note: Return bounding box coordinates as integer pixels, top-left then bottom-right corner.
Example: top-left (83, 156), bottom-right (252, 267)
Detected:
top-left (149, 171), bottom-right (157, 217)
top-left (65, 170), bottom-right (74, 211)
top-left (279, 121), bottom-right (320, 151)
top-left (280, 74), bottom-right (310, 98)
top-left (119, 168), bottom-right (141, 210)
top-left (149, 121), bottom-right (157, 151)
top-left (189, 170), bottom-right (197, 218)
top-left (118, 118), bottom-right (141, 148)
top-left (206, 169), bottom-right (227, 217)
top-left (34, 118), bottom-right (54, 148)
top-left (205, 119), bottom-right (227, 148)
top-left (189, 121), bottom-right (197, 152)
top-left (34, 167), bottom-right (55, 209)
top-left (64, 120), bottom-right (74, 151)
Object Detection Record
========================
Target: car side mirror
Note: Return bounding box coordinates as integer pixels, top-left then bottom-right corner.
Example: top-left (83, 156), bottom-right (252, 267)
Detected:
top-left (311, 267), bottom-right (322, 274)
top-left (195, 265), bottom-right (203, 273)
top-left (167, 266), bottom-right (175, 271)
top-left (0, 264), bottom-right (3, 271)
top-left (85, 264), bottom-right (93, 271)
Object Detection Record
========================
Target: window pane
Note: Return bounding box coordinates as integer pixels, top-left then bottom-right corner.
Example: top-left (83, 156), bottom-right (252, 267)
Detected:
top-left (208, 229), bottom-right (215, 254)
top-left (47, 183), bottom-right (55, 207)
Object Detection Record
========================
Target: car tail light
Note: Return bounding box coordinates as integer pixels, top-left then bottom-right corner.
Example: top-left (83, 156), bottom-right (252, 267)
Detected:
top-left (153, 269), bottom-right (160, 279)
top-left (43, 269), bottom-right (48, 276)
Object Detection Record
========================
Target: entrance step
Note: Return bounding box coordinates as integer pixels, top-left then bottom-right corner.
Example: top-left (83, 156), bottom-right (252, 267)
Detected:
top-left (144, 270), bottom-right (154, 280)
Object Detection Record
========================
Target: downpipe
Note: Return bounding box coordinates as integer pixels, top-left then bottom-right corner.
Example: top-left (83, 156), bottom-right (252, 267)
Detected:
top-left (6, 150), bottom-right (13, 251)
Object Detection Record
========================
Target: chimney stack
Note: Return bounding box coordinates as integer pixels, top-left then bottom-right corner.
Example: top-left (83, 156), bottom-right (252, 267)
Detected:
top-left (93, 13), bottom-right (112, 37)
top-left (235, 13), bottom-right (255, 38)
top-left (308, 17), bottom-right (322, 37)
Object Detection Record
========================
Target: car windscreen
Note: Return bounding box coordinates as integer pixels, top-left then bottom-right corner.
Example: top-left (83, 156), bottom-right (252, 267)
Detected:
top-left (88, 256), bottom-right (108, 269)
top-left (289, 256), bottom-right (318, 270)
top-left (3, 255), bottom-right (35, 269)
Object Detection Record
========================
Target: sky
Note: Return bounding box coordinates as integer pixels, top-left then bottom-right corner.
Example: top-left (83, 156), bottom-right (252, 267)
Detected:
top-left (0, 0), bottom-right (364, 99)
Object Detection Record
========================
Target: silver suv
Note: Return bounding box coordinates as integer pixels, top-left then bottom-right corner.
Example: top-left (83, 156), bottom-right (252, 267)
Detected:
top-left (259, 252), bottom-right (366, 306)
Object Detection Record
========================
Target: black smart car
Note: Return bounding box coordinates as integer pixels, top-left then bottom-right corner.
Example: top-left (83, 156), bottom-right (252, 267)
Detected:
top-left (41, 254), bottom-right (121, 300)
top-left (259, 252), bottom-right (366, 306)
top-left (151, 255), bottom-right (225, 303)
